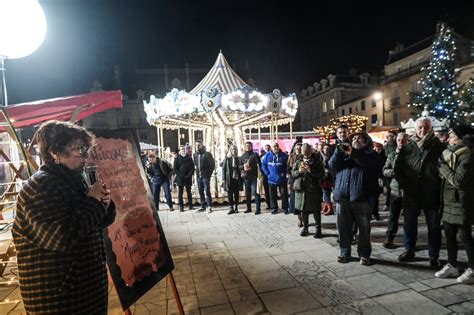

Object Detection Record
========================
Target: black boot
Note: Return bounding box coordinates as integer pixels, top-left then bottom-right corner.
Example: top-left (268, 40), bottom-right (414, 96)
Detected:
top-left (228, 206), bottom-right (236, 215)
top-left (234, 205), bottom-right (239, 213)
top-left (314, 228), bottom-right (322, 239)
top-left (300, 227), bottom-right (309, 237)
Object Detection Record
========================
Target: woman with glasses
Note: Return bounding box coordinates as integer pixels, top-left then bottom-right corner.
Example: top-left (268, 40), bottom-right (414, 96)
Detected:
top-left (12, 120), bottom-right (116, 314)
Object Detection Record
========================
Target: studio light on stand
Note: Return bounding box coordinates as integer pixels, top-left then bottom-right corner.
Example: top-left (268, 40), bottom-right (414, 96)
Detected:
top-left (0, 0), bottom-right (47, 176)
top-left (0, 0), bottom-right (47, 106)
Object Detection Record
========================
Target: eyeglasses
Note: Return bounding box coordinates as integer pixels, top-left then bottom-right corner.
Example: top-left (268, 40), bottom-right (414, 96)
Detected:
top-left (68, 144), bottom-right (90, 157)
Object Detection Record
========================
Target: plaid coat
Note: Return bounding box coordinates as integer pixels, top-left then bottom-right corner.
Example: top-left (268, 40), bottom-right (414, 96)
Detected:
top-left (12, 163), bottom-right (116, 314)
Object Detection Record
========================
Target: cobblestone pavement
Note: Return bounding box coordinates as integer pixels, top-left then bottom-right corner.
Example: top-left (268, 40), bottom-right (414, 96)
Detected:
top-left (2, 203), bottom-right (473, 314)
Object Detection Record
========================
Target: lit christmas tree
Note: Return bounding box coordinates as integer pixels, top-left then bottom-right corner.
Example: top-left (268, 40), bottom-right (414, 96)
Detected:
top-left (458, 77), bottom-right (474, 126)
top-left (410, 22), bottom-right (460, 123)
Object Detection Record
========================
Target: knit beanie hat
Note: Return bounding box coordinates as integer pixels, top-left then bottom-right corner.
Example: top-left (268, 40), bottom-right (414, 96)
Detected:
top-left (451, 125), bottom-right (474, 139)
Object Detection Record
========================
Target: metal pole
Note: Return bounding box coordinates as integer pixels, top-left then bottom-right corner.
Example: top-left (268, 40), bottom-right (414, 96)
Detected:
top-left (0, 56), bottom-right (8, 106)
top-left (290, 118), bottom-right (293, 142)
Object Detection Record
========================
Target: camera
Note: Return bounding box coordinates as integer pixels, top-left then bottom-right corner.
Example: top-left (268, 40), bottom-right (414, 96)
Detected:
top-left (338, 143), bottom-right (351, 152)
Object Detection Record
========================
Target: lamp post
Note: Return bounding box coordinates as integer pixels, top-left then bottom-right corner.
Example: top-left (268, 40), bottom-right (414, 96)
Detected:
top-left (372, 91), bottom-right (385, 126)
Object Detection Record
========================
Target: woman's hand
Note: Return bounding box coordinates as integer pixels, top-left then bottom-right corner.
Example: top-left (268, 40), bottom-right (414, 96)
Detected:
top-left (87, 181), bottom-right (103, 202)
top-left (101, 183), bottom-right (111, 208)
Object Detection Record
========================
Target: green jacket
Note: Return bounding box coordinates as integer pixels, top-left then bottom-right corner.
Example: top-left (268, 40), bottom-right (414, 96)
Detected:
top-left (291, 152), bottom-right (324, 212)
top-left (394, 133), bottom-right (446, 209)
top-left (438, 143), bottom-right (474, 225)
top-left (382, 151), bottom-right (402, 197)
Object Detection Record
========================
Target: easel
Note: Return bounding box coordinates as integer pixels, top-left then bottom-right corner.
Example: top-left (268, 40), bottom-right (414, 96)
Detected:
top-left (123, 273), bottom-right (183, 314)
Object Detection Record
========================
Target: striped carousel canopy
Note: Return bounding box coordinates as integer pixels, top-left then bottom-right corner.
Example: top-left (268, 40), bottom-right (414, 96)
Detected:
top-left (190, 51), bottom-right (247, 94)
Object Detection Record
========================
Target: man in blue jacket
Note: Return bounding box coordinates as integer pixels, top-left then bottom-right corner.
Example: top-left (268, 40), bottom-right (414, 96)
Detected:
top-left (262, 142), bottom-right (289, 214)
top-left (329, 131), bottom-right (380, 265)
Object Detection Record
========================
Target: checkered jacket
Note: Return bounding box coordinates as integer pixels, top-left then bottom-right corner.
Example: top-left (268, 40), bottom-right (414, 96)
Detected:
top-left (12, 163), bottom-right (116, 314)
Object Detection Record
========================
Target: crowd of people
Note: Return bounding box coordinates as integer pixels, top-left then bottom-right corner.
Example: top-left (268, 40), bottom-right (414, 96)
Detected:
top-left (10, 118), bottom-right (474, 313)
top-left (144, 118), bottom-right (474, 283)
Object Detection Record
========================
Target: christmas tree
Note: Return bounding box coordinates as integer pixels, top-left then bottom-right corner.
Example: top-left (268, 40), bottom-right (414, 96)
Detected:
top-left (458, 77), bottom-right (474, 126)
top-left (410, 22), bottom-right (460, 123)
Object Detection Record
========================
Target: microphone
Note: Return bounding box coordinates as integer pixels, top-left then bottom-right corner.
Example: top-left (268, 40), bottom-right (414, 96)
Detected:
top-left (85, 163), bottom-right (98, 186)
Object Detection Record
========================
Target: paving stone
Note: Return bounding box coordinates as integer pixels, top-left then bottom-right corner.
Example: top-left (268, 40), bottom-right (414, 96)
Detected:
top-left (197, 290), bottom-right (229, 308)
top-left (325, 298), bottom-right (391, 315)
top-left (419, 283), bottom-right (474, 307)
top-left (260, 287), bottom-right (321, 314)
top-left (230, 246), bottom-right (270, 260)
top-left (372, 289), bottom-right (451, 314)
top-left (221, 273), bottom-right (251, 289)
top-left (194, 279), bottom-right (224, 295)
top-left (226, 286), bottom-right (259, 303)
top-left (238, 256), bottom-right (282, 275)
top-left (405, 281), bottom-right (432, 292)
top-left (448, 300), bottom-right (474, 313)
top-left (344, 273), bottom-right (407, 297)
top-left (232, 298), bottom-right (266, 314)
top-left (247, 269), bottom-right (299, 293)
top-left (200, 303), bottom-right (235, 315)
top-left (420, 277), bottom-right (458, 289)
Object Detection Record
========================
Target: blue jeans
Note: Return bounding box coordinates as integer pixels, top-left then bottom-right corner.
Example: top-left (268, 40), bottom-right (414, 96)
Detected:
top-left (322, 188), bottom-right (332, 203)
top-left (336, 201), bottom-right (372, 258)
top-left (403, 207), bottom-right (441, 257)
top-left (244, 177), bottom-right (260, 211)
top-left (289, 190), bottom-right (295, 213)
top-left (152, 177), bottom-right (172, 210)
top-left (197, 177), bottom-right (212, 209)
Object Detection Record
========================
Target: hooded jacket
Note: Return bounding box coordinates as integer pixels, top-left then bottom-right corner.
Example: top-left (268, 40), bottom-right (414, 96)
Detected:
top-left (262, 150), bottom-right (288, 185)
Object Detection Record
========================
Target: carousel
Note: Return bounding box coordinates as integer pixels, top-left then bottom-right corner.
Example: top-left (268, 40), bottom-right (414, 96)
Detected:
top-left (143, 51), bottom-right (298, 200)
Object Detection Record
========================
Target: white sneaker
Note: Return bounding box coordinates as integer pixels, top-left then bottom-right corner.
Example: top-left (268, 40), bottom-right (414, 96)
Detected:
top-left (435, 263), bottom-right (459, 278)
top-left (457, 268), bottom-right (474, 284)
top-left (207, 208), bottom-right (213, 213)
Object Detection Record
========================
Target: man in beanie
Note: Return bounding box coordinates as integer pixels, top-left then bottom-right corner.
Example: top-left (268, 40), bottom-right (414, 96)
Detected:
top-left (394, 117), bottom-right (446, 268)
top-left (434, 124), bottom-right (474, 283)
top-left (329, 131), bottom-right (381, 265)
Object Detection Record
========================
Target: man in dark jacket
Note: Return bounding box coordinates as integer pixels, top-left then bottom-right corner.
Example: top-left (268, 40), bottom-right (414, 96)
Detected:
top-left (382, 130), bottom-right (397, 212)
top-left (329, 131), bottom-right (380, 265)
top-left (241, 142), bottom-right (261, 214)
top-left (193, 140), bottom-right (216, 213)
top-left (174, 145), bottom-right (195, 211)
top-left (262, 142), bottom-right (289, 214)
top-left (146, 152), bottom-right (174, 211)
top-left (394, 117), bottom-right (446, 267)
top-left (382, 132), bottom-right (408, 248)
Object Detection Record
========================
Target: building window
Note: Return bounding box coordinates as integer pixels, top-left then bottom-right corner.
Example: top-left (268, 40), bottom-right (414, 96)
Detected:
top-left (323, 102), bottom-right (327, 113)
top-left (397, 65), bottom-right (402, 73)
top-left (330, 98), bottom-right (335, 110)
top-left (391, 89), bottom-right (401, 107)
top-left (416, 56), bottom-right (423, 66)
top-left (371, 99), bottom-right (376, 108)
top-left (407, 61), bottom-right (411, 69)
top-left (411, 80), bottom-right (421, 93)
top-left (355, 105), bottom-right (358, 112)
top-left (361, 100), bottom-right (366, 111)
top-left (393, 112), bottom-right (399, 126)
top-left (122, 112), bottom-right (131, 126)
top-left (140, 131), bottom-right (148, 141)
top-left (371, 114), bottom-right (378, 126)
top-left (349, 107), bottom-right (352, 114)
top-left (341, 109), bottom-right (345, 116)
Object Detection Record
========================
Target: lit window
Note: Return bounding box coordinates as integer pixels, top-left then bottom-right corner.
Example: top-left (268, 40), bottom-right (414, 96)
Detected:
top-left (330, 99), bottom-right (335, 110)
top-left (323, 102), bottom-right (327, 113)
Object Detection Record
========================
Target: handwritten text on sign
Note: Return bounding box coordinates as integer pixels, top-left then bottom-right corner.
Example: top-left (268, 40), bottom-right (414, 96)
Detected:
top-left (90, 138), bottom-right (167, 286)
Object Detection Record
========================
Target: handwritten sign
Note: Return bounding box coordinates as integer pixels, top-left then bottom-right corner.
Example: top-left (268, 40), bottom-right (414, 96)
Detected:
top-left (89, 129), bottom-right (174, 310)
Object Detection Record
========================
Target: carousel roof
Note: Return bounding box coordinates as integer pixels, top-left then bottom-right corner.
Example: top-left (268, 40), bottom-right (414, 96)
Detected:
top-left (190, 51), bottom-right (247, 94)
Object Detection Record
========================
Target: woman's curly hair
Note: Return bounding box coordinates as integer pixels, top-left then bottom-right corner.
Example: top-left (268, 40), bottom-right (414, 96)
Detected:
top-left (35, 120), bottom-right (95, 164)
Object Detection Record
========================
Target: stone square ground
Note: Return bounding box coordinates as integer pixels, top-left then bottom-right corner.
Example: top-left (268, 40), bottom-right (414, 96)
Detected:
top-left (1, 203), bottom-right (474, 314)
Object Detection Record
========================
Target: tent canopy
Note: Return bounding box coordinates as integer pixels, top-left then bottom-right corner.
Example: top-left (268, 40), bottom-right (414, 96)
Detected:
top-left (1, 90), bottom-right (122, 129)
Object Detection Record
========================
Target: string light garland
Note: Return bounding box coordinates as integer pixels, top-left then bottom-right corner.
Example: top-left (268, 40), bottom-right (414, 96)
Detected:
top-left (314, 114), bottom-right (368, 142)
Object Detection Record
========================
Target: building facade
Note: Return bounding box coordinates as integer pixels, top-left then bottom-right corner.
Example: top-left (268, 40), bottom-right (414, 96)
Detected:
top-left (296, 73), bottom-right (376, 131)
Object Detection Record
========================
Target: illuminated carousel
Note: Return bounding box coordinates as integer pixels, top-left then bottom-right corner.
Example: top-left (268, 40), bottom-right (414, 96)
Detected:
top-left (143, 51), bottom-right (298, 200)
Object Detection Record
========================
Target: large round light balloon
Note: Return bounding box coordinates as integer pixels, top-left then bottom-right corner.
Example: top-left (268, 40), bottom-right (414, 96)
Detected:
top-left (0, 0), bottom-right (47, 59)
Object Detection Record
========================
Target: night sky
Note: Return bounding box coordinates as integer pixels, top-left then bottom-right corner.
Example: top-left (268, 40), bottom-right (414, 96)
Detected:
top-left (5, 0), bottom-right (474, 104)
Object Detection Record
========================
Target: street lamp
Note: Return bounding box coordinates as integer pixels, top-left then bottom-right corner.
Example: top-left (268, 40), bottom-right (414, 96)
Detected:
top-left (372, 91), bottom-right (385, 126)
top-left (0, 0), bottom-right (47, 106)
